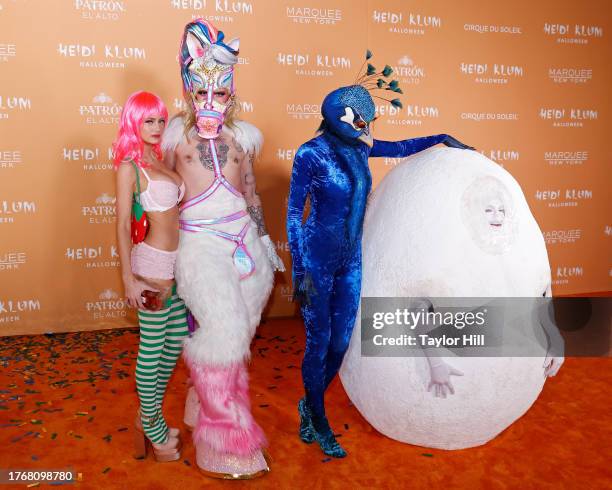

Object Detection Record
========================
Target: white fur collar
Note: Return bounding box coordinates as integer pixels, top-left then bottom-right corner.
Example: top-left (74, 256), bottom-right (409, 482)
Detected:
top-left (161, 115), bottom-right (263, 157)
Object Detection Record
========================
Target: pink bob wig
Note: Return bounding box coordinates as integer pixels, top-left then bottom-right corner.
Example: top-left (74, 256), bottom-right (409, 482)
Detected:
top-left (112, 91), bottom-right (168, 169)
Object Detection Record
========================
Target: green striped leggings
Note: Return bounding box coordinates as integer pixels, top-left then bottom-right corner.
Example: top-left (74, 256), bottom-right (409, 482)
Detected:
top-left (135, 289), bottom-right (189, 444)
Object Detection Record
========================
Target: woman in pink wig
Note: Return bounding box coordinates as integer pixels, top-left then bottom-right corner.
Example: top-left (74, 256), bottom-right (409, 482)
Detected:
top-left (114, 91), bottom-right (188, 462)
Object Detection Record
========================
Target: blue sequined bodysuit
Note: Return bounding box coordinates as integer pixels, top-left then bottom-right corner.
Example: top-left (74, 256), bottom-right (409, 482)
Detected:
top-left (287, 128), bottom-right (449, 423)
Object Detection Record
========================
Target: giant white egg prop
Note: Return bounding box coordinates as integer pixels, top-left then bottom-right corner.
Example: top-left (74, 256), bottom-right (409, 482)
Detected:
top-left (339, 147), bottom-right (552, 449)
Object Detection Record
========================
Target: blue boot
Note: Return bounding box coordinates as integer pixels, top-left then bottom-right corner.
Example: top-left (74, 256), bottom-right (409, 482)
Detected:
top-left (298, 398), bottom-right (315, 444)
top-left (311, 414), bottom-right (347, 458)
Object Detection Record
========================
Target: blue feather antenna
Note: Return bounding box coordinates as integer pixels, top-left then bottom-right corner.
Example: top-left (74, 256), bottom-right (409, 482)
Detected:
top-left (354, 50), bottom-right (403, 109)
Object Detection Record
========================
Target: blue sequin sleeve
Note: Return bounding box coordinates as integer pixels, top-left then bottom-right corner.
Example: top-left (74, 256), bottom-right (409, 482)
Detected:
top-left (286, 146), bottom-right (315, 277)
top-left (369, 134), bottom-right (448, 158)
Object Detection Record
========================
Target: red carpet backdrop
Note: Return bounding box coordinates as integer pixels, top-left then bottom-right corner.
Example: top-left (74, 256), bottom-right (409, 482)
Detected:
top-left (0, 0), bottom-right (609, 335)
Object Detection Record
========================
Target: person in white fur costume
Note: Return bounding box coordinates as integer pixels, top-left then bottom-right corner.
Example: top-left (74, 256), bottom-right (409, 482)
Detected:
top-left (161, 19), bottom-right (284, 479)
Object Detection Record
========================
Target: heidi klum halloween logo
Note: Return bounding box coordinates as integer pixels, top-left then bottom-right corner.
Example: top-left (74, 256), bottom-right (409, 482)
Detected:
top-left (535, 189), bottom-right (593, 208)
top-left (64, 146), bottom-right (114, 171)
top-left (460, 62), bottom-right (524, 85)
top-left (73, 0), bottom-right (126, 21)
top-left (79, 93), bottom-right (122, 125)
top-left (0, 95), bottom-right (31, 120)
top-left (552, 265), bottom-right (583, 286)
top-left (480, 149), bottom-right (520, 167)
top-left (0, 297), bottom-right (40, 324)
top-left (276, 148), bottom-right (297, 162)
top-left (86, 289), bottom-right (127, 320)
top-left (276, 52), bottom-right (352, 77)
top-left (65, 245), bottom-right (120, 269)
top-left (170, 0), bottom-right (254, 23)
top-left (371, 9), bottom-right (442, 36)
top-left (539, 108), bottom-right (598, 128)
top-left (376, 103), bottom-right (439, 126)
top-left (543, 23), bottom-right (603, 45)
top-left (0, 200), bottom-right (36, 224)
top-left (82, 193), bottom-right (116, 224)
top-left (58, 42), bottom-right (146, 69)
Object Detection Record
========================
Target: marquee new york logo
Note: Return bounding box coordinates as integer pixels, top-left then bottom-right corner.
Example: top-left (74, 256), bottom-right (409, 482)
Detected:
top-left (286, 102), bottom-right (321, 120)
top-left (0, 251), bottom-right (26, 270)
top-left (544, 23), bottom-right (603, 45)
top-left (280, 285), bottom-right (294, 302)
top-left (548, 67), bottom-right (592, 84)
top-left (276, 52), bottom-right (352, 77)
top-left (372, 10), bottom-right (442, 36)
top-left (286, 6), bottom-right (342, 25)
top-left (79, 93), bottom-right (122, 125)
top-left (64, 146), bottom-right (114, 171)
top-left (0, 43), bottom-right (16, 62)
top-left (544, 150), bottom-right (588, 166)
top-left (543, 229), bottom-right (582, 245)
top-left (0, 150), bottom-right (22, 169)
top-left (74, 0), bottom-right (126, 21)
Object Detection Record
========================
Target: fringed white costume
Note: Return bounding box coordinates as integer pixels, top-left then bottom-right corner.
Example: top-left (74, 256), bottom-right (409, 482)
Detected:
top-left (162, 19), bottom-right (280, 479)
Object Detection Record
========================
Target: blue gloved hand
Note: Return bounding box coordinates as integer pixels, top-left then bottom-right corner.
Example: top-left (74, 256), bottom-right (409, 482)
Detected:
top-left (292, 272), bottom-right (317, 306)
top-left (442, 134), bottom-right (475, 151)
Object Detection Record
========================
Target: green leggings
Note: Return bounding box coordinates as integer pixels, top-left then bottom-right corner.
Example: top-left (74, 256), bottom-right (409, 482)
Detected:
top-left (135, 288), bottom-right (189, 443)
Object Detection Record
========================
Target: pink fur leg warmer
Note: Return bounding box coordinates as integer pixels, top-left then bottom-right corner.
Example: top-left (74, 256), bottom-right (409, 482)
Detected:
top-left (185, 356), bottom-right (267, 456)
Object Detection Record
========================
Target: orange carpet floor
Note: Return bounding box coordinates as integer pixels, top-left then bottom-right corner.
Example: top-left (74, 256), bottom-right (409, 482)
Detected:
top-left (0, 318), bottom-right (610, 490)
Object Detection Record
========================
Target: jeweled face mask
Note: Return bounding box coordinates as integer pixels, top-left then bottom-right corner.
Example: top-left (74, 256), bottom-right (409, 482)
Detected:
top-left (179, 19), bottom-right (239, 139)
top-left (188, 50), bottom-right (234, 139)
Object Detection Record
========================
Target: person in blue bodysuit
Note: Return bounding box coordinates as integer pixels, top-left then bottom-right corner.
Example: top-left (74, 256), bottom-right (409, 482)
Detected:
top-left (286, 59), bottom-right (474, 458)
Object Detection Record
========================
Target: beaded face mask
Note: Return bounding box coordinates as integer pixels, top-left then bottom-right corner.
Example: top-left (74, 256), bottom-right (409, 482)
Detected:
top-left (180, 19), bottom-right (239, 139)
top-left (187, 49), bottom-right (235, 139)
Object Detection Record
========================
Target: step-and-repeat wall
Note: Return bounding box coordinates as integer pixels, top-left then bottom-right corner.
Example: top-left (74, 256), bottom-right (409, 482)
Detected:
top-left (0, 0), bottom-right (609, 335)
